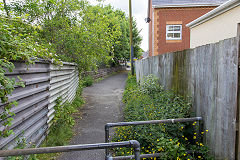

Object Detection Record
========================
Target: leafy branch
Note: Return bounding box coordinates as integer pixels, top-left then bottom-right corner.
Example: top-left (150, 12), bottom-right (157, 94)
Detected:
top-left (0, 15), bottom-right (57, 138)
top-left (0, 59), bottom-right (24, 137)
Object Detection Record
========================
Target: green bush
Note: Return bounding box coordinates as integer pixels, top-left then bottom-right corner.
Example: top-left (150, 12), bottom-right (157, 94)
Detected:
top-left (83, 75), bottom-right (94, 87)
top-left (0, 16), bottom-right (58, 138)
top-left (112, 75), bottom-right (213, 160)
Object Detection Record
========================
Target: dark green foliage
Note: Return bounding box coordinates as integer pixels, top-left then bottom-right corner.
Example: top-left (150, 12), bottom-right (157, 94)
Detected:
top-left (83, 75), bottom-right (94, 87)
top-left (0, 15), bottom-right (56, 137)
top-left (6, 0), bottom-right (143, 71)
top-left (113, 75), bottom-right (213, 159)
top-left (0, 0), bottom-right (143, 138)
top-left (112, 11), bottom-right (143, 66)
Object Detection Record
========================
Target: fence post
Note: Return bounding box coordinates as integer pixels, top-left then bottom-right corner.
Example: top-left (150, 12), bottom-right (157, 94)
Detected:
top-left (130, 140), bottom-right (141, 160)
top-left (236, 35), bottom-right (240, 160)
top-left (105, 124), bottom-right (110, 160)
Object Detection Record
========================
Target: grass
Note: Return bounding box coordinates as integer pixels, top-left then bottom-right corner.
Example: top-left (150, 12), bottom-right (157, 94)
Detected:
top-left (82, 75), bottom-right (94, 87)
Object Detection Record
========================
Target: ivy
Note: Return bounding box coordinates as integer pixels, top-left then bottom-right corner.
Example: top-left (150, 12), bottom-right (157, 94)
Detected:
top-left (0, 15), bottom-right (57, 138)
top-left (0, 59), bottom-right (24, 137)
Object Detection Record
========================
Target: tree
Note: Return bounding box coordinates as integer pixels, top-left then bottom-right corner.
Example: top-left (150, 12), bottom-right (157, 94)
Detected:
top-left (0, 0), bottom-right (143, 137)
top-left (2, 0), bottom-right (9, 17)
top-left (112, 9), bottom-right (143, 66)
top-left (8, 0), bottom-right (123, 71)
top-left (6, 0), bottom-right (142, 70)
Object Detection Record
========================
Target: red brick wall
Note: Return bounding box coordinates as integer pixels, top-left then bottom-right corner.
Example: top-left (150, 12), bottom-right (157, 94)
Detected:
top-left (151, 7), bottom-right (216, 56)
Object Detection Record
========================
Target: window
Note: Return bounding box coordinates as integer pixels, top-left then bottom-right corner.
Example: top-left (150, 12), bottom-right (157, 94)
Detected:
top-left (166, 25), bottom-right (182, 40)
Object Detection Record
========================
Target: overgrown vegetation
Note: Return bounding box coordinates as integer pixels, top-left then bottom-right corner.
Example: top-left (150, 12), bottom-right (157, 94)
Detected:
top-left (0, 0), bottom-right (143, 138)
top-left (5, 0), bottom-right (143, 70)
top-left (112, 75), bottom-right (213, 160)
top-left (0, 14), bottom-right (57, 137)
top-left (82, 75), bottom-right (94, 87)
top-left (4, 84), bottom-right (84, 160)
top-left (7, 138), bottom-right (38, 160)
top-left (36, 85), bottom-right (84, 160)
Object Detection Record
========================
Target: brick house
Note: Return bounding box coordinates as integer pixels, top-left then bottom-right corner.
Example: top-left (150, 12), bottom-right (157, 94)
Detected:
top-left (147, 0), bottom-right (228, 56)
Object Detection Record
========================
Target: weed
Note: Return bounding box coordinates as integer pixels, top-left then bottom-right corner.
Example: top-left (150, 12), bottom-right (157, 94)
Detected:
top-left (112, 74), bottom-right (213, 159)
top-left (7, 137), bottom-right (38, 160)
top-left (36, 85), bottom-right (84, 160)
top-left (83, 75), bottom-right (94, 87)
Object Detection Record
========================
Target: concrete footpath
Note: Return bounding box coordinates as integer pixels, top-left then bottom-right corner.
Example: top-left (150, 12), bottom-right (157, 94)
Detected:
top-left (58, 71), bottom-right (128, 160)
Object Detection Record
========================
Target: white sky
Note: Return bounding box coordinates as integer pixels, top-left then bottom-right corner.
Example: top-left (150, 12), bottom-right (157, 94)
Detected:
top-left (89, 0), bottom-right (149, 51)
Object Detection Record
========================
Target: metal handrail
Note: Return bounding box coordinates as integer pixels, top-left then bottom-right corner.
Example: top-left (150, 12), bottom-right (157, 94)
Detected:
top-left (0, 141), bottom-right (141, 160)
top-left (105, 117), bottom-right (203, 159)
top-left (112, 153), bottom-right (161, 160)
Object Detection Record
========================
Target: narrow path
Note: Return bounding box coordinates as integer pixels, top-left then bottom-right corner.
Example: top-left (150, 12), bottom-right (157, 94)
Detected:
top-left (58, 71), bottom-right (128, 160)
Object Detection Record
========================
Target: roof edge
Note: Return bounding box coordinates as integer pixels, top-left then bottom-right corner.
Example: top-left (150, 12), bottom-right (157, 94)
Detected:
top-left (186, 0), bottom-right (240, 28)
top-left (153, 4), bottom-right (221, 8)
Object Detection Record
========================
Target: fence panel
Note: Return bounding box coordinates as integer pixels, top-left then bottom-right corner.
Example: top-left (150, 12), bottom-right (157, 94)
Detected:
top-left (48, 62), bottom-right (79, 127)
top-left (135, 37), bottom-right (239, 159)
top-left (0, 61), bottom-right (79, 155)
top-left (0, 61), bottom-right (50, 151)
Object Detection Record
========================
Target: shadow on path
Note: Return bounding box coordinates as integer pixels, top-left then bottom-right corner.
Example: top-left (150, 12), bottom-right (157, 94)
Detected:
top-left (58, 71), bottom-right (128, 160)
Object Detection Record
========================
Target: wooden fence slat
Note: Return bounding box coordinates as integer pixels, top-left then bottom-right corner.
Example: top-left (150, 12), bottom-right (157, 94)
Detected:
top-left (136, 37), bottom-right (239, 159)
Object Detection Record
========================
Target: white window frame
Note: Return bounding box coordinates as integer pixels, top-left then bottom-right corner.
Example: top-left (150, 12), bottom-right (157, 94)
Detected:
top-left (166, 25), bottom-right (182, 40)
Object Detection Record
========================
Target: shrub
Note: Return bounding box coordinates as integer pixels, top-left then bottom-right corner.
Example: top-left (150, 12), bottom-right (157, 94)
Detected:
top-left (0, 16), bottom-right (58, 138)
top-left (6, 137), bottom-right (38, 160)
top-left (112, 75), bottom-right (213, 160)
top-left (83, 75), bottom-right (94, 87)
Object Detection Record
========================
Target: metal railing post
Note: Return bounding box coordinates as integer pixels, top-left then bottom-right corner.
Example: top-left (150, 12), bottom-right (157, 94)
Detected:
top-left (130, 140), bottom-right (141, 160)
top-left (0, 141), bottom-right (141, 160)
top-left (105, 117), bottom-right (203, 159)
top-left (105, 124), bottom-right (110, 160)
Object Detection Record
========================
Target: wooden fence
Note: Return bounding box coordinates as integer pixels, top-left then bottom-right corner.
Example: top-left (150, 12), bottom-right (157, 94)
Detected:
top-left (136, 37), bottom-right (240, 159)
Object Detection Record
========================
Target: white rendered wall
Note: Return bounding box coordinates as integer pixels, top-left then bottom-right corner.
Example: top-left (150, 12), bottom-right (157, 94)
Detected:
top-left (190, 5), bottom-right (240, 48)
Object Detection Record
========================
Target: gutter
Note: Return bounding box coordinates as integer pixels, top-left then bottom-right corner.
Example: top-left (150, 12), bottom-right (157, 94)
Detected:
top-left (186, 0), bottom-right (240, 28)
top-left (146, 0), bottom-right (151, 23)
top-left (153, 3), bottom-right (221, 8)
